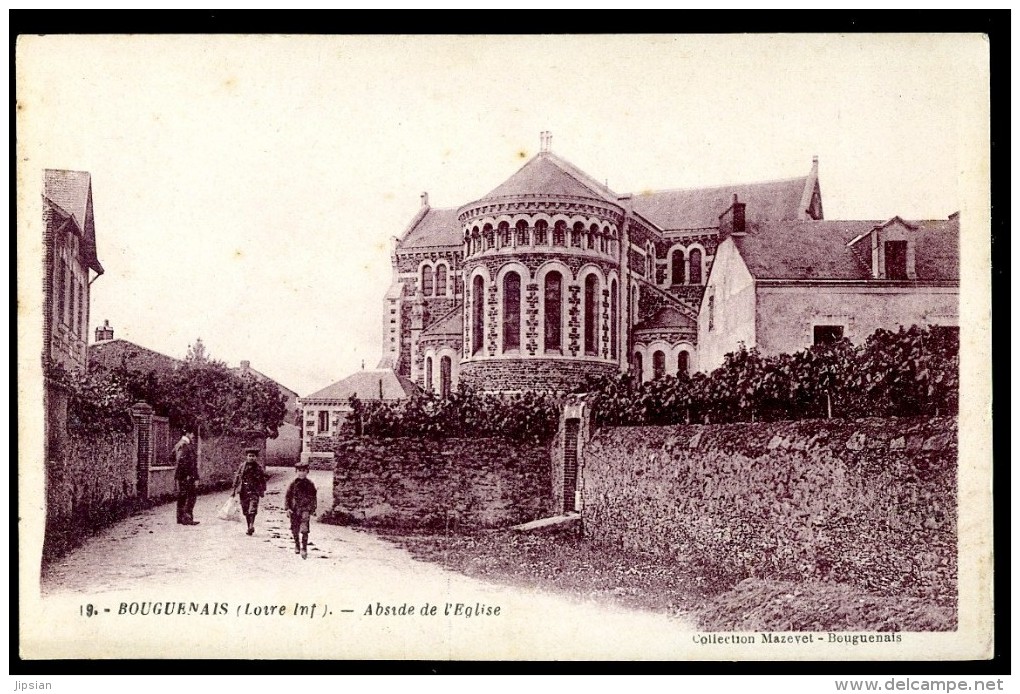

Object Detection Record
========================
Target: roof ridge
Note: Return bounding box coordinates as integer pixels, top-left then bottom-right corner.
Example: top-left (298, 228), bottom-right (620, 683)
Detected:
top-left (90, 337), bottom-right (182, 363)
top-left (542, 152), bottom-right (619, 201)
top-left (631, 174), bottom-right (810, 197)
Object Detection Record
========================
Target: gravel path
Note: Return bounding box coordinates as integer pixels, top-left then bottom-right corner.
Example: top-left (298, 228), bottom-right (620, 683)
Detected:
top-left (29, 470), bottom-right (696, 660)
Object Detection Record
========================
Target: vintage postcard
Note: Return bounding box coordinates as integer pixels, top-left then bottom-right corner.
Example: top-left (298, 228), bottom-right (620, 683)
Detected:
top-left (16, 34), bottom-right (993, 662)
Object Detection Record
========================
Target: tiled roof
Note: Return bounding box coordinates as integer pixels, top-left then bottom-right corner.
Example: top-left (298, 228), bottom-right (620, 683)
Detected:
top-left (632, 176), bottom-right (811, 231)
top-left (89, 339), bottom-right (181, 374)
top-left (421, 304), bottom-right (463, 337)
top-left (398, 207), bottom-right (461, 249)
top-left (301, 369), bottom-right (417, 403)
top-left (735, 218), bottom-right (959, 281)
top-left (477, 152), bottom-right (618, 203)
top-left (633, 306), bottom-right (698, 332)
top-left (44, 169), bottom-right (103, 273)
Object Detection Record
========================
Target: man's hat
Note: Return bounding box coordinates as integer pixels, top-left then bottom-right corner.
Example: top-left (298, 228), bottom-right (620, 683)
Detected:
top-left (294, 461), bottom-right (310, 469)
top-left (245, 447), bottom-right (260, 455)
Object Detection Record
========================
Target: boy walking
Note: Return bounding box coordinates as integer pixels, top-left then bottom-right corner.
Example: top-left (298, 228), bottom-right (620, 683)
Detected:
top-left (285, 462), bottom-right (317, 559)
top-left (232, 447), bottom-right (267, 536)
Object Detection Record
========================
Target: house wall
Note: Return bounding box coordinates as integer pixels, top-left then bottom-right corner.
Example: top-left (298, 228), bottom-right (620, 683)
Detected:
top-left (331, 436), bottom-right (554, 528)
top-left (755, 284), bottom-right (959, 356)
top-left (580, 417), bottom-right (957, 599)
top-left (697, 239), bottom-right (756, 370)
top-left (266, 422), bottom-right (301, 466)
top-left (198, 434), bottom-right (266, 490)
top-left (459, 357), bottom-right (617, 393)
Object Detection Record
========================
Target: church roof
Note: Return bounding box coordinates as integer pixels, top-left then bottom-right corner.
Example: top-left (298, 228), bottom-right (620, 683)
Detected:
top-left (421, 304), bottom-right (463, 337)
top-left (44, 169), bottom-right (103, 273)
top-left (301, 369), bottom-right (417, 403)
top-left (632, 176), bottom-right (812, 231)
top-left (633, 306), bottom-right (698, 333)
top-left (476, 152), bottom-right (618, 204)
top-left (735, 218), bottom-right (959, 281)
top-left (398, 207), bottom-right (461, 249)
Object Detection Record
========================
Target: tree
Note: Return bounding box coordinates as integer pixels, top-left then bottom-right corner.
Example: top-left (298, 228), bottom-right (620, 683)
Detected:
top-left (185, 338), bottom-right (214, 365)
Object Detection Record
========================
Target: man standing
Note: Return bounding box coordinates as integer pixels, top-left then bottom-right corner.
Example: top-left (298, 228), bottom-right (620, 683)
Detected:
top-left (174, 429), bottom-right (200, 525)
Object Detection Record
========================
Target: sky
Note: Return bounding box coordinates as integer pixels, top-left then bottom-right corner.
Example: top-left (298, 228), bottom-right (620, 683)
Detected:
top-left (17, 34), bottom-right (988, 396)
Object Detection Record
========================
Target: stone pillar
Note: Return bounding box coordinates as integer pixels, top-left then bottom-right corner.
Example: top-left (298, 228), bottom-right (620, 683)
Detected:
top-left (131, 402), bottom-right (154, 498)
top-left (524, 282), bottom-right (539, 356)
top-left (409, 291), bottom-right (425, 384)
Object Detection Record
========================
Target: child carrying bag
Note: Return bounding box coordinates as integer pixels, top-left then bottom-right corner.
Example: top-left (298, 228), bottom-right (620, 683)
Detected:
top-left (217, 494), bottom-right (243, 522)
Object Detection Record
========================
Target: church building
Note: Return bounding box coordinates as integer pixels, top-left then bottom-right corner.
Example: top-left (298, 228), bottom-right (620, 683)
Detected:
top-left (376, 134), bottom-right (958, 393)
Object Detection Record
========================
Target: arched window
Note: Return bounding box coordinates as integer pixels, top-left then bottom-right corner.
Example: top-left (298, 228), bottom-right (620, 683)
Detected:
top-left (610, 279), bottom-right (618, 359)
top-left (422, 265), bottom-right (434, 296)
top-left (653, 350), bottom-right (666, 380)
top-left (553, 221), bottom-right (566, 246)
top-left (516, 220), bottom-right (529, 246)
top-left (472, 275), bottom-right (485, 355)
top-left (633, 352), bottom-right (643, 381)
top-left (425, 356), bottom-right (433, 391)
top-left (483, 224), bottom-right (494, 251)
top-left (678, 351), bottom-right (690, 377)
top-left (584, 274), bottom-right (598, 355)
top-left (571, 222), bottom-right (583, 248)
top-left (498, 221), bottom-right (510, 247)
top-left (602, 225), bottom-right (611, 253)
top-left (544, 271), bottom-right (562, 352)
top-left (689, 249), bottom-right (703, 285)
top-left (435, 264), bottom-right (447, 296)
top-left (471, 227), bottom-right (480, 255)
top-left (440, 356), bottom-right (452, 398)
top-left (534, 220), bottom-right (547, 245)
top-left (503, 272), bottom-right (521, 352)
top-left (671, 250), bottom-right (685, 285)
top-left (588, 223), bottom-right (598, 250)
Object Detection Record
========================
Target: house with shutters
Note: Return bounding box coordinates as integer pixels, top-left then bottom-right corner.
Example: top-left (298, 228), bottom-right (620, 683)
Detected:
top-left (299, 369), bottom-right (418, 465)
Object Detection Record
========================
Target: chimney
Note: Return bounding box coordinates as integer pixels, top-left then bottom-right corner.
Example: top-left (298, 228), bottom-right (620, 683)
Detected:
top-left (718, 193), bottom-right (746, 240)
top-left (94, 319), bottom-right (114, 343)
top-left (240, 360), bottom-right (250, 371)
top-left (540, 131), bottom-right (552, 153)
top-left (420, 192), bottom-right (429, 208)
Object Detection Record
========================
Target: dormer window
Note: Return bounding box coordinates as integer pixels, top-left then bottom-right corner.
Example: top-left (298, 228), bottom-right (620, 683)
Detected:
top-left (885, 241), bottom-right (908, 280)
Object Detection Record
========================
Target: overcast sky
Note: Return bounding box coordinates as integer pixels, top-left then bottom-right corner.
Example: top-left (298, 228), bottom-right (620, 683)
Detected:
top-left (17, 34), bottom-right (988, 396)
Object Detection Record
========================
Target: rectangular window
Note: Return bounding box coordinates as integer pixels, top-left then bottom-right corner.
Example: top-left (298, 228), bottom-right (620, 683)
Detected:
top-left (68, 273), bottom-right (76, 331)
top-left (317, 410), bottom-right (330, 434)
top-left (56, 259), bottom-right (66, 324)
top-left (78, 281), bottom-right (86, 336)
top-left (813, 325), bottom-right (844, 346)
top-left (885, 241), bottom-right (908, 280)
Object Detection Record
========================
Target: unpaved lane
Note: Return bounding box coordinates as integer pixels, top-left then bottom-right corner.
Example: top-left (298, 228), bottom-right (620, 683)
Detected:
top-left (30, 470), bottom-right (696, 660)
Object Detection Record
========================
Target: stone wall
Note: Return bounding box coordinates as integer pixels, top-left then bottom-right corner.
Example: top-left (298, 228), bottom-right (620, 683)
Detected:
top-left (199, 434), bottom-right (266, 491)
top-left (459, 358), bottom-right (617, 393)
top-left (581, 417), bottom-right (957, 599)
top-left (45, 429), bottom-right (138, 556)
top-left (332, 436), bottom-right (554, 528)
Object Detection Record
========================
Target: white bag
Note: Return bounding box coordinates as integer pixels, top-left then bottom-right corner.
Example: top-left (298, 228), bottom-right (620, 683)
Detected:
top-left (217, 494), bottom-right (243, 522)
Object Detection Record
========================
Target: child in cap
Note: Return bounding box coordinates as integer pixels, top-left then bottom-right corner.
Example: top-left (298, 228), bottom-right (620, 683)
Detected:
top-left (285, 462), bottom-right (318, 559)
top-left (232, 447), bottom-right (267, 536)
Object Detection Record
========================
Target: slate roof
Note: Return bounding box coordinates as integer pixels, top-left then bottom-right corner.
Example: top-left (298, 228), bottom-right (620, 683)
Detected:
top-left (478, 152), bottom-right (618, 203)
top-left (632, 176), bottom-right (812, 231)
top-left (397, 207), bottom-right (461, 249)
top-left (633, 306), bottom-right (698, 333)
top-left (44, 169), bottom-right (103, 273)
top-left (421, 304), bottom-right (463, 337)
top-left (302, 369), bottom-right (417, 403)
top-left (735, 218), bottom-right (959, 281)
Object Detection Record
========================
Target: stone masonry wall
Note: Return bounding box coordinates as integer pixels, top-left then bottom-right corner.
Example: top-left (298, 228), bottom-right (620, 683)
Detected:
top-left (332, 436), bottom-right (554, 528)
top-left (581, 417), bottom-right (957, 600)
top-left (45, 430), bottom-right (138, 557)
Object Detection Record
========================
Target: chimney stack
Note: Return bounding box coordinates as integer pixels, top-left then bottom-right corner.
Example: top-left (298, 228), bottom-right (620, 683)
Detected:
top-left (95, 319), bottom-right (114, 343)
top-left (420, 192), bottom-right (429, 208)
top-left (240, 360), bottom-right (250, 371)
top-left (718, 193), bottom-right (747, 240)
